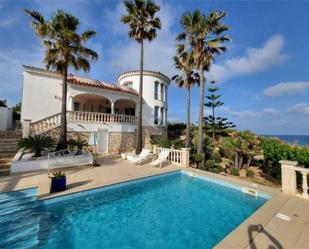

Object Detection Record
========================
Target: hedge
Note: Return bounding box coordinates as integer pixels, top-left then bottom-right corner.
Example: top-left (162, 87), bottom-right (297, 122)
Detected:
top-left (262, 138), bottom-right (309, 167)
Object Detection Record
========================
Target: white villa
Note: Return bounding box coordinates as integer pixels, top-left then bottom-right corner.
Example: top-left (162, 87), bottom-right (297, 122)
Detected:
top-left (21, 65), bottom-right (170, 154)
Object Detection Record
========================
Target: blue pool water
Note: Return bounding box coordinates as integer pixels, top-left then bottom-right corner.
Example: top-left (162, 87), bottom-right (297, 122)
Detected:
top-left (0, 172), bottom-right (268, 249)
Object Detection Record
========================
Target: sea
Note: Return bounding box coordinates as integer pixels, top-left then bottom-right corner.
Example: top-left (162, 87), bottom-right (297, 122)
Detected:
top-left (262, 135), bottom-right (309, 147)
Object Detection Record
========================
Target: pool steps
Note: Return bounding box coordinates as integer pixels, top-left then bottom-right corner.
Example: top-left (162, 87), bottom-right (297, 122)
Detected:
top-left (0, 188), bottom-right (39, 249)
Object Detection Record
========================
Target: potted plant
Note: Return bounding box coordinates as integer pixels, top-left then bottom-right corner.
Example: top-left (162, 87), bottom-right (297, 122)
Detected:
top-left (50, 171), bottom-right (66, 193)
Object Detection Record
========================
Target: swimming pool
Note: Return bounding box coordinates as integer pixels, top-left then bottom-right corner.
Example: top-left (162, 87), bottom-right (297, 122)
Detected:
top-left (0, 171), bottom-right (269, 249)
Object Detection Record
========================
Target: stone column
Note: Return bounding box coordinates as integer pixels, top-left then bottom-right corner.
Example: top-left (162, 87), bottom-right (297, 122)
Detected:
top-left (280, 160), bottom-right (298, 195)
top-left (111, 102), bottom-right (115, 115)
top-left (301, 171), bottom-right (309, 198)
top-left (153, 144), bottom-right (158, 155)
top-left (181, 148), bottom-right (190, 167)
top-left (22, 119), bottom-right (31, 138)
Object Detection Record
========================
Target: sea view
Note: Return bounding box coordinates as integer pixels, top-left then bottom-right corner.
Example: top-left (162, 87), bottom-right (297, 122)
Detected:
top-left (263, 135), bottom-right (309, 146)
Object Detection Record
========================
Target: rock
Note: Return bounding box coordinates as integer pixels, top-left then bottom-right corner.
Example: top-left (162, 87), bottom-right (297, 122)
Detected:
top-left (239, 169), bottom-right (247, 178)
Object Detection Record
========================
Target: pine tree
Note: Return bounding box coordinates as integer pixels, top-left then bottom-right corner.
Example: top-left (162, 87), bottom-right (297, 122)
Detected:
top-left (204, 80), bottom-right (235, 139)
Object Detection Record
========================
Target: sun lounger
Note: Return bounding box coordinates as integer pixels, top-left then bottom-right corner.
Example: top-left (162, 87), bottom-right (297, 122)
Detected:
top-left (130, 149), bottom-right (152, 165)
top-left (150, 150), bottom-right (170, 168)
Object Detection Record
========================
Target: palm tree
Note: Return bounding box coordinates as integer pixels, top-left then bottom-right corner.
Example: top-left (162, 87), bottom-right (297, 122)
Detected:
top-left (25, 9), bottom-right (98, 151)
top-left (172, 47), bottom-right (198, 147)
top-left (177, 10), bottom-right (230, 154)
top-left (121, 0), bottom-right (161, 154)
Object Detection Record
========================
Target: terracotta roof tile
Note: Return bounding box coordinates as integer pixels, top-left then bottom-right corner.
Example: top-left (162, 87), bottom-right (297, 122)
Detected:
top-left (23, 65), bottom-right (138, 96)
top-left (68, 75), bottom-right (139, 96)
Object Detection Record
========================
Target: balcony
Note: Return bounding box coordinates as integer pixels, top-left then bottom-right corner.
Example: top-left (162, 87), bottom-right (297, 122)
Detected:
top-left (30, 111), bottom-right (137, 134)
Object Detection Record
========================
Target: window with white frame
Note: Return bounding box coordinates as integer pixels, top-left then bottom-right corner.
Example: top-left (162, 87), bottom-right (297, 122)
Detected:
top-left (160, 107), bottom-right (164, 125)
top-left (123, 81), bottom-right (133, 88)
top-left (160, 84), bottom-right (164, 101)
top-left (154, 106), bottom-right (159, 125)
top-left (154, 81), bottom-right (159, 99)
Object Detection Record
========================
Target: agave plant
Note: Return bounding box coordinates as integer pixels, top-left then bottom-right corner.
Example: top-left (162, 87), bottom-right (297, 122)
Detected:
top-left (18, 134), bottom-right (55, 157)
top-left (68, 137), bottom-right (88, 155)
top-left (50, 171), bottom-right (66, 180)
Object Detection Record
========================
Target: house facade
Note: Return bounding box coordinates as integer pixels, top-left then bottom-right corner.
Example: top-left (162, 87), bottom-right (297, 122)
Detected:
top-left (21, 65), bottom-right (170, 154)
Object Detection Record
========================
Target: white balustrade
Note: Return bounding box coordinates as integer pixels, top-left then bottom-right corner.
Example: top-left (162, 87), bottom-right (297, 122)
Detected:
top-left (30, 111), bottom-right (137, 134)
top-left (154, 146), bottom-right (190, 167)
top-left (280, 160), bottom-right (309, 200)
top-left (67, 111), bottom-right (137, 125)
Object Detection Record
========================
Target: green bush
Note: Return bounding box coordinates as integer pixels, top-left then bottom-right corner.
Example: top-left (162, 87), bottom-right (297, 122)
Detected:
top-left (68, 137), bottom-right (88, 155)
top-left (18, 134), bottom-right (55, 157)
top-left (230, 168), bottom-right (239, 176)
top-left (150, 135), bottom-right (171, 148)
top-left (195, 153), bottom-right (205, 163)
top-left (195, 153), bottom-right (205, 169)
top-left (205, 160), bottom-right (224, 174)
top-left (211, 151), bottom-right (221, 163)
top-left (246, 169), bottom-right (254, 178)
top-left (262, 138), bottom-right (309, 181)
top-left (171, 139), bottom-right (184, 149)
top-left (209, 165), bottom-right (225, 174)
top-left (205, 159), bottom-right (215, 169)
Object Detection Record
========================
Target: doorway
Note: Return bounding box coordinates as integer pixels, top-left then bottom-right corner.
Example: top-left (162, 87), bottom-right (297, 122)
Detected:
top-left (97, 129), bottom-right (108, 153)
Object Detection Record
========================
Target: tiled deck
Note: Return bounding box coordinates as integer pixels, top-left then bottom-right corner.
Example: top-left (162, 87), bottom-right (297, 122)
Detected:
top-left (0, 156), bottom-right (308, 249)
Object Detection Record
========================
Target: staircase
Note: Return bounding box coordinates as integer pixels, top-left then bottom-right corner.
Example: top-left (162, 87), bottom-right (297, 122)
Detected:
top-left (0, 132), bottom-right (21, 175)
top-left (0, 188), bottom-right (39, 249)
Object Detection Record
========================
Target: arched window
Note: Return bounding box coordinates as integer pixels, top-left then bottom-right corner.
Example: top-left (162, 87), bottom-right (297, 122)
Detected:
top-left (160, 84), bottom-right (164, 101)
top-left (123, 81), bottom-right (133, 88)
top-left (154, 106), bottom-right (159, 125)
top-left (154, 81), bottom-right (159, 99)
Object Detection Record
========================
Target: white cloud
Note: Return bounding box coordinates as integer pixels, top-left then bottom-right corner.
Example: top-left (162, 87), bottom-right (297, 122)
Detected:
top-left (288, 103), bottom-right (309, 115)
top-left (262, 108), bottom-right (279, 115)
top-left (103, 1), bottom-right (179, 78)
top-left (210, 34), bottom-right (288, 82)
top-left (264, 81), bottom-right (309, 97)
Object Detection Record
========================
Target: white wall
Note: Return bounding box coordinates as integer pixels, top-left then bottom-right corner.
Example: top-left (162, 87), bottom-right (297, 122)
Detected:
top-left (118, 72), bottom-right (169, 127)
top-left (0, 107), bottom-right (12, 131)
top-left (68, 123), bottom-right (136, 133)
top-left (21, 69), bottom-right (62, 122)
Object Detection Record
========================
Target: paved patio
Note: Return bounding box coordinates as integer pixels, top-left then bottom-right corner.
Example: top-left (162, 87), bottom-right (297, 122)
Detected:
top-left (0, 156), bottom-right (308, 249)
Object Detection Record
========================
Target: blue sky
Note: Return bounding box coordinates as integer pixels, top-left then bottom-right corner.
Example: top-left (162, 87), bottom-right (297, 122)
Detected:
top-left (0, 0), bottom-right (308, 135)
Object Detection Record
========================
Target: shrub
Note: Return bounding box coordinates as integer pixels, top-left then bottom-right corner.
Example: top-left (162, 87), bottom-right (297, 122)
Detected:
top-left (171, 139), bottom-right (184, 149)
top-left (205, 159), bottom-right (215, 169)
top-left (262, 137), bottom-right (309, 181)
top-left (211, 151), bottom-right (221, 163)
top-left (150, 135), bottom-right (171, 148)
top-left (205, 160), bottom-right (224, 174)
top-left (230, 168), bottom-right (239, 176)
top-left (195, 153), bottom-right (205, 168)
top-left (246, 169), bottom-right (254, 178)
top-left (209, 165), bottom-right (225, 174)
top-left (18, 134), bottom-right (55, 157)
top-left (68, 137), bottom-right (88, 155)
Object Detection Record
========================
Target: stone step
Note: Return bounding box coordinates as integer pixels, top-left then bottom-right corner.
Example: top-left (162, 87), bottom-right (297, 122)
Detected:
top-left (0, 151), bottom-right (18, 156)
top-left (0, 158), bottom-right (11, 164)
top-left (0, 144), bottom-right (19, 149)
top-left (0, 162), bottom-right (11, 169)
top-left (0, 139), bottom-right (19, 143)
top-left (0, 153), bottom-right (16, 159)
top-left (0, 131), bottom-right (22, 139)
top-left (0, 169), bottom-right (10, 176)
